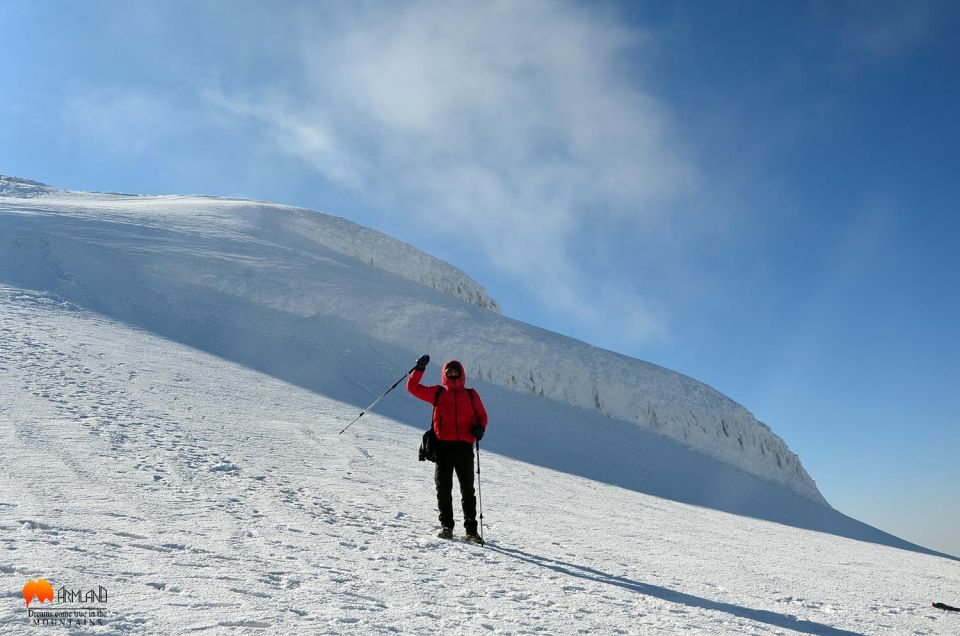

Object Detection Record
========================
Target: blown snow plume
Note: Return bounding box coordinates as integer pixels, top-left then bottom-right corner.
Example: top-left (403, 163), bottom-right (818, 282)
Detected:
top-left (3, 175), bottom-right (911, 548)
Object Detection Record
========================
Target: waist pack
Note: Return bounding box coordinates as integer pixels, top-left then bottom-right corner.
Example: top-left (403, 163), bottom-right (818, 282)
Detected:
top-left (419, 428), bottom-right (440, 462)
top-left (418, 386), bottom-right (477, 462)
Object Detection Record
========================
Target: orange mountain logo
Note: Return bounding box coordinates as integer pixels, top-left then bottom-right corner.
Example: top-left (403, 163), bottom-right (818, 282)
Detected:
top-left (22, 579), bottom-right (54, 608)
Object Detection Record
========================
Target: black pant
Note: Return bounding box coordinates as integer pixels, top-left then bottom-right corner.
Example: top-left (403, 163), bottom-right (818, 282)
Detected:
top-left (434, 441), bottom-right (477, 533)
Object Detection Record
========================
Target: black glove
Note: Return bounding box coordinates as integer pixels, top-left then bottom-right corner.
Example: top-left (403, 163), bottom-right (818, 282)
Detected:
top-left (415, 354), bottom-right (430, 372)
top-left (471, 424), bottom-right (485, 441)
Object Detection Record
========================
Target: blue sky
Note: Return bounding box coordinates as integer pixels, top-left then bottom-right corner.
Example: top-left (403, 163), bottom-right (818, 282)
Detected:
top-left (2, 0), bottom-right (958, 557)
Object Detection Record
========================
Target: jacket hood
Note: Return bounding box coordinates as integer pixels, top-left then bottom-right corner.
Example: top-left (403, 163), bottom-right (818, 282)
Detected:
top-left (440, 360), bottom-right (466, 389)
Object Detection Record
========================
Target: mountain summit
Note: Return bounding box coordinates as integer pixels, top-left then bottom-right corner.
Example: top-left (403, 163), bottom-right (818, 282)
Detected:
top-left (0, 175), bottom-right (62, 198)
top-left (0, 175), bottom-right (820, 502)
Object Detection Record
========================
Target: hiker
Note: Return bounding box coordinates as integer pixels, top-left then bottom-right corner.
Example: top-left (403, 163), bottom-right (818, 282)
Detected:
top-left (407, 354), bottom-right (488, 542)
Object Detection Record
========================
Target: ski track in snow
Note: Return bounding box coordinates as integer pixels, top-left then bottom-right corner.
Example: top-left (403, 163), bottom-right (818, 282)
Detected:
top-left (1, 288), bottom-right (958, 635)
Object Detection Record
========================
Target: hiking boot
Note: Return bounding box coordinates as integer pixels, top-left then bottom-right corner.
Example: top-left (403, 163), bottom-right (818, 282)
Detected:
top-left (437, 527), bottom-right (454, 540)
top-left (464, 531), bottom-right (484, 545)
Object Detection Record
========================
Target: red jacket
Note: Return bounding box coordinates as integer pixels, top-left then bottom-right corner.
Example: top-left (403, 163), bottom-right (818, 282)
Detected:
top-left (407, 360), bottom-right (488, 443)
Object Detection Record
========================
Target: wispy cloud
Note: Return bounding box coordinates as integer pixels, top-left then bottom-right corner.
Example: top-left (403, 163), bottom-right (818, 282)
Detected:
top-left (208, 0), bottom-right (697, 344)
top-left (62, 86), bottom-right (183, 156)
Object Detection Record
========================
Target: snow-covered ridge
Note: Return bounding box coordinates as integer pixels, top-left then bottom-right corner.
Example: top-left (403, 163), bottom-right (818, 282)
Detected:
top-left (0, 175), bottom-right (64, 198)
top-left (0, 176), bottom-right (821, 503)
top-left (0, 176), bottom-right (500, 312)
top-left (261, 205), bottom-right (502, 313)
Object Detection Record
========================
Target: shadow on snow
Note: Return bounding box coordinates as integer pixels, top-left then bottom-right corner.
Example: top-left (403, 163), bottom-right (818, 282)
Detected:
top-left (486, 543), bottom-right (866, 636)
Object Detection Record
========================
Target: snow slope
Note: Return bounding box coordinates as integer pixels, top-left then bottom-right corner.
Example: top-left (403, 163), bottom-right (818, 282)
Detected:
top-left (1, 287), bottom-right (958, 635)
top-left (0, 176), bottom-right (818, 504)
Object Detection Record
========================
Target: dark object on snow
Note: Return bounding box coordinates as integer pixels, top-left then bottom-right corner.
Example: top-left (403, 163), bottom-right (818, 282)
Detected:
top-left (933, 602), bottom-right (959, 612)
top-left (437, 526), bottom-right (453, 540)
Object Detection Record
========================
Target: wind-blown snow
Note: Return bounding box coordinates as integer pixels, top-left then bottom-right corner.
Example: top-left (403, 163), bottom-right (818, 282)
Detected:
top-left (0, 288), bottom-right (956, 634)
top-left (0, 176), bottom-right (817, 503)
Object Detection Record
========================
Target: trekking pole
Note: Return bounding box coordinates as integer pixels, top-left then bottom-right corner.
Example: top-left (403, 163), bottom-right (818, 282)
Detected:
top-left (476, 440), bottom-right (484, 542)
top-left (339, 366), bottom-right (416, 435)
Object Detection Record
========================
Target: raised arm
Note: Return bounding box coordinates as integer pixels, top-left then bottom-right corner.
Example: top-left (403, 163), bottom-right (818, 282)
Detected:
top-left (406, 355), bottom-right (439, 403)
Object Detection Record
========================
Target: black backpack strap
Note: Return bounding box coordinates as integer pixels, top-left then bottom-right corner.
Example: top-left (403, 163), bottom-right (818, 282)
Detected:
top-left (466, 388), bottom-right (478, 420)
top-left (467, 389), bottom-right (477, 430)
top-left (432, 386), bottom-right (444, 431)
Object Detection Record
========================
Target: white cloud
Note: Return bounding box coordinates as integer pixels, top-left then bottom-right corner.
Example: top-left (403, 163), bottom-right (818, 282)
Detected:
top-left (217, 1), bottom-right (698, 343)
top-left (204, 90), bottom-right (364, 188)
top-left (62, 86), bottom-right (182, 156)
